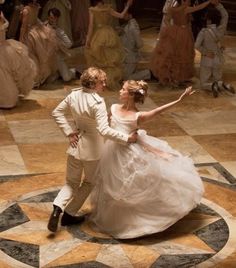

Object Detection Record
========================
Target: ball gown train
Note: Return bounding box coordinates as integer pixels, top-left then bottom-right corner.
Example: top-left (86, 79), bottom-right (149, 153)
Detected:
top-left (90, 104), bottom-right (204, 239)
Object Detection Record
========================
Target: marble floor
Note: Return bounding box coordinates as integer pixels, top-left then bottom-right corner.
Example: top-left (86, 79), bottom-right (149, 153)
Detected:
top-left (0, 28), bottom-right (236, 268)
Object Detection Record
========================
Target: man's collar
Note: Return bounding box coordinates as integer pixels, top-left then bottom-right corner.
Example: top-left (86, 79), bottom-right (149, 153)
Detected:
top-left (82, 87), bottom-right (96, 93)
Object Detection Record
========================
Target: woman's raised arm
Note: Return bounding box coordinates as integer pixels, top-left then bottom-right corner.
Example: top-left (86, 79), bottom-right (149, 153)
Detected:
top-left (85, 10), bottom-right (94, 48)
top-left (138, 87), bottom-right (195, 124)
top-left (185, 0), bottom-right (213, 14)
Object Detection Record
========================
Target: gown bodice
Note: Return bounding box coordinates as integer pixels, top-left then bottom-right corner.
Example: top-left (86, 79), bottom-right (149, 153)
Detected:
top-left (170, 6), bottom-right (191, 26)
top-left (110, 104), bottom-right (139, 135)
top-left (89, 5), bottom-right (113, 31)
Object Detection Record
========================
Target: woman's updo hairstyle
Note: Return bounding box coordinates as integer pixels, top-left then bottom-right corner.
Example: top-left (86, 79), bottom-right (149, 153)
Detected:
top-left (126, 80), bottom-right (148, 104)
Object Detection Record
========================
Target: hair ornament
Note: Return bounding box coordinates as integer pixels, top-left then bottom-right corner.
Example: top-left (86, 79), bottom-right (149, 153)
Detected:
top-left (137, 88), bottom-right (145, 95)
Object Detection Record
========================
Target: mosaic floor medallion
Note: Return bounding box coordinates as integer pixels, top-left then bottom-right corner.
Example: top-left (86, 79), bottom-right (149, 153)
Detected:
top-left (0, 185), bottom-right (234, 268)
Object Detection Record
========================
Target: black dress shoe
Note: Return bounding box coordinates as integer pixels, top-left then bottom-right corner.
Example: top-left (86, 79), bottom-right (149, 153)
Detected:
top-left (211, 81), bottom-right (219, 98)
top-left (222, 82), bottom-right (235, 94)
top-left (47, 205), bottom-right (62, 232)
top-left (61, 212), bottom-right (85, 226)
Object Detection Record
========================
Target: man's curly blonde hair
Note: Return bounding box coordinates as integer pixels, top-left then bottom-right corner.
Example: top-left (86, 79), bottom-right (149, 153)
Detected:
top-left (80, 67), bottom-right (107, 89)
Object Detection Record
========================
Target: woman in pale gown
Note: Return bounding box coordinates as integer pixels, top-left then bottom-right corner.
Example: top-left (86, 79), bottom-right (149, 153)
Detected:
top-left (150, 0), bottom-right (213, 86)
top-left (90, 80), bottom-right (204, 239)
top-left (70, 0), bottom-right (89, 47)
top-left (20, 0), bottom-right (58, 87)
top-left (85, 0), bottom-right (133, 90)
top-left (0, 4), bottom-right (36, 108)
top-left (41, 0), bottom-right (72, 41)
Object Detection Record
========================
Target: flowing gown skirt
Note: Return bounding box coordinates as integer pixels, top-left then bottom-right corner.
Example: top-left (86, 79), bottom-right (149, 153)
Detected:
top-left (91, 130), bottom-right (204, 239)
top-left (0, 39), bottom-right (36, 108)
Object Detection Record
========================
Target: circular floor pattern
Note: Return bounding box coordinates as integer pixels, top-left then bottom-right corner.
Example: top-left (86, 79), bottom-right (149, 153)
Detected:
top-left (0, 189), bottom-right (233, 268)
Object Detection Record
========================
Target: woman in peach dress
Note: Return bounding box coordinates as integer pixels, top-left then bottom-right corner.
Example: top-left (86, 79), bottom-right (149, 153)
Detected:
top-left (0, 4), bottom-right (36, 108)
top-left (150, 0), bottom-right (213, 86)
top-left (20, 0), bottom-right (58, 87)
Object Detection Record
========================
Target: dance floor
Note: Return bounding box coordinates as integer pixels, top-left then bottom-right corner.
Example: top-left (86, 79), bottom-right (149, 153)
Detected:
top-left (0, 27), bottom-right (236, 268)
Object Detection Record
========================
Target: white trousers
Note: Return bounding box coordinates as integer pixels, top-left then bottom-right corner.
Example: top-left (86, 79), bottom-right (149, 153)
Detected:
top-left (200, 65), bottom-right (222, 90)
top-left (53, 155), bottom-right (98, 215)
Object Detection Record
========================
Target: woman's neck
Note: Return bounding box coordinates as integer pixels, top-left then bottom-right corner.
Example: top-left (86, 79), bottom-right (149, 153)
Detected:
top-left (122, 102), bottom-right (137, 111)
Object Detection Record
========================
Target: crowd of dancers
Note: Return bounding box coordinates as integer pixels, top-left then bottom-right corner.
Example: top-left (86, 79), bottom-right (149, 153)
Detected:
top-left (0, 0), bottom-right (235, 109)
top-left (151, 0), bottom-right (235, 97)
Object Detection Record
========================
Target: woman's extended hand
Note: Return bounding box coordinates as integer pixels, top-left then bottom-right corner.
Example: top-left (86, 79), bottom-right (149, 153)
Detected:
top-left (179, 86), bottom-right (195, 100)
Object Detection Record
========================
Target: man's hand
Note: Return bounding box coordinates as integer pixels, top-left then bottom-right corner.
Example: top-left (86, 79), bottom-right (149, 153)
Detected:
top-left (68, 132), bottom-right (79, 148)
top-left (127, 130), bottom-right (138, 143)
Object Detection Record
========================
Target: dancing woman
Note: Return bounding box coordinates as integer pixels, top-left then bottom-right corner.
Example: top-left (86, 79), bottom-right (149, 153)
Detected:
top-left (150, 0), bottom-right (214, 86)
top-left (91, 80), bottom-right (204, 239)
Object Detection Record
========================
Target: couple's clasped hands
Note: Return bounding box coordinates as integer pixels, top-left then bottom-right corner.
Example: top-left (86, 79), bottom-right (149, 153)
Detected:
top-left (128, 129), bottom-right (138, 143)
